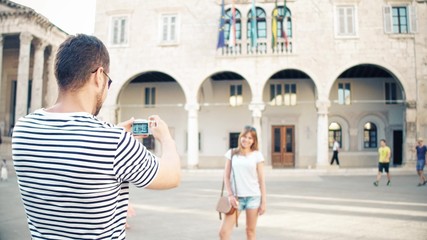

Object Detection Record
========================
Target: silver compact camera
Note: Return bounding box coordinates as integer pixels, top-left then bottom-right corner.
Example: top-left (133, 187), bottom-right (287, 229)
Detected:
top-left (132, 119), bottom-right (154, 136)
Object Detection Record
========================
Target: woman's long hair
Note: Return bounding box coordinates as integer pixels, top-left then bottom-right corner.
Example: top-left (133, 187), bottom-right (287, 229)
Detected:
top-left (236, 126), bottom-right (258, 155)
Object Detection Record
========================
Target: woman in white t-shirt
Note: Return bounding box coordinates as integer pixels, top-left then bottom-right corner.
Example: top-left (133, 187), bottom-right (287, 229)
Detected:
top-left (219, 126), bottom-right (266, 240)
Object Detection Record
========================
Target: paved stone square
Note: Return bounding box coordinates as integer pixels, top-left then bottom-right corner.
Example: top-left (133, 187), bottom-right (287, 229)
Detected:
top-left (1, 169), bottom-right (426, 240)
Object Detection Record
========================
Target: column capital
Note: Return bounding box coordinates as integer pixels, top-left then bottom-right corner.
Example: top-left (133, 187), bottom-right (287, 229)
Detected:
top-left (19, 32), bottom-right (33, 45)
top-left (34, 39), bottom-right (48, 51)
top-left (248, 102), bottom-right (265, 111)
top-left (185, 103), bottom-right (200, 111)
top-left (249, 102), bottom-right (265, 118)
top-left (316, 99), bottom-right (330, 114)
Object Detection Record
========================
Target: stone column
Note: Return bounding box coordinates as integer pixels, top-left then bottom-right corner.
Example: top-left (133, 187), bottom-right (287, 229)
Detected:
top-left (0, 35), bottom-right (4, 136)
top-left (45, 45), bottom-right (58, 106)
top-left (249, 102), bottom-right (265, 147)
top-left (405, 101), bottom-right (417, 167)
top-left (185, 103), bottom-right (200, 168)
top-left (15, 32), bottom-right (33, 123)
top-left (30, 39), bottom-right (47, 112)
top-left (316, 99), bottom-right (330, 168)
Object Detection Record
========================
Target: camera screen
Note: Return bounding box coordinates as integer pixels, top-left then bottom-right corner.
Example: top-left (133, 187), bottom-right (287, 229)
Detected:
top-left (132, 122), bottom-right (149, 134)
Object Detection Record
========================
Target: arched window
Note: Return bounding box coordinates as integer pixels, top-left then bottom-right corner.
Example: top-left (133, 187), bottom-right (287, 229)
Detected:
top-left (247, 7), bottom-right (267, 39)
top-left (364, 122), bottom-right (377, 148)
top-left (277, 7), bottom-right (292, 38)
top-left (225, 8), bottom-right (242, 41)
top-left (329, 122), bottom-right (342, 148)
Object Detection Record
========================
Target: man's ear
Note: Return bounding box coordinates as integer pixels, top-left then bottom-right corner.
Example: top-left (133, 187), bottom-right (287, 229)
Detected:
top-left (93, 68), bottom-right (104, 89)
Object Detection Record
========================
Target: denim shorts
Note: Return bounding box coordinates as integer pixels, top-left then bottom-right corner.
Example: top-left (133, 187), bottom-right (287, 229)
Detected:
top-left (237, 196), bottom-right (261, 211)
top-left (416, 160), bottom-right (425, 171)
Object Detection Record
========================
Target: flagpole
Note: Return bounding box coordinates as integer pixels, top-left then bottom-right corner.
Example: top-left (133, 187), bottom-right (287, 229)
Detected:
top-left (216, 0), bottom-right (226, 49)
top-left (229, 0), bottom-right (236, 48)
top-left (283, 0), bottom-right (289, 49)
top-left (272, 0), bottom-right (278, 51)
top-left (250, 0), bottom-right (257, 50)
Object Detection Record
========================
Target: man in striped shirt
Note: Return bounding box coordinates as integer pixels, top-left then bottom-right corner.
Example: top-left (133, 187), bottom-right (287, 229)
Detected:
top-left (12, 34), bottom-right (181, 239)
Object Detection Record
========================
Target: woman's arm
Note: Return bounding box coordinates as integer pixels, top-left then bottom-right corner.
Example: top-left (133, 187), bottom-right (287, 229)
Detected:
top-left (257, 161), bottom-right (266, 215)
top-left (224, 155), bottom-right (239, 208)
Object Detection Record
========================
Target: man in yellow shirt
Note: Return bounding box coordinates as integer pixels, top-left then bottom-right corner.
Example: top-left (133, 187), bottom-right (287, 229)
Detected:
top-left (374, 139), bottom-right (391, 186)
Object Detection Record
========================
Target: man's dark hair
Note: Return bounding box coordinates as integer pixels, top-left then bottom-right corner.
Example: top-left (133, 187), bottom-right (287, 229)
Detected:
top-left (55, 34), bottom-right (110, 91)
top-left (380, 139), bottom-right (386, 144)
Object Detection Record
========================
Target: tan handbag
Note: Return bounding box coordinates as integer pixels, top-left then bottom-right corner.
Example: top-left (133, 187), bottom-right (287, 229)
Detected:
top-left (216, 196), bottom-right (236, 215)
top-left (216, 149), bottom-right (238, 227)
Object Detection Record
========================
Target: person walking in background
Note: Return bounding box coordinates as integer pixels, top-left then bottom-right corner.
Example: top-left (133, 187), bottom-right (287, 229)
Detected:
top-left (330, 138), bottom-right (340, 166)
top-left (0, 159), bottom-right (7, 181)
top-left (12, 34), bottom-right (181, 239)
top-left (415, 138), bottom-right (427, 186)
top-left (374, 139), bottom-right (391, 187)
top-left (219, 126), bottom-right (266, 240)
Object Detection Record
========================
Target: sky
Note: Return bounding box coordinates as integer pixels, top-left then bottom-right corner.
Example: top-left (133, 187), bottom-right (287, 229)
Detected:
top-left (12, 0), bottom-right (97, 35)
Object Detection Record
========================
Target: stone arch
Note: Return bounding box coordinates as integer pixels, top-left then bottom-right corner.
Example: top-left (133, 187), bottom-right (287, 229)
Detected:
top-left (329, 115), bottom-right (350, 151)
top-left (196, 70), bottom-right (252, 158)
top-left (356, 114), bottom-right (387, 151)
top-left (115, 70), bottom-right (186, 107)
top-left (327, 63), bottom-right (408, 101)
top-left (260, 68), bottom-right (319, 104)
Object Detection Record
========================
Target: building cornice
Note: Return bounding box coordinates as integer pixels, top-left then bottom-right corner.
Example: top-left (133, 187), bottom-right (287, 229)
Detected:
top-left (0, 0), bottom-right (68, 36)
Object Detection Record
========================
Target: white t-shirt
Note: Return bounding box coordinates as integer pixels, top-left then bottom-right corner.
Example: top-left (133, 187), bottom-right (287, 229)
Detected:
top-left (224, 149), bottom-right (264, 197)
top-left (333, 141), bottom-right (340, 151)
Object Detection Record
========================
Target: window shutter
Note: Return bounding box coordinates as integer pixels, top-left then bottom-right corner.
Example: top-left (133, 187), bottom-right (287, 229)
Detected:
top-left (338, 7), bottom-right (345, 35)
top-left (346, 8), bottom-right (353, 35)
top-left (112, 18), bottom-right (119, 44)
top-left (409, 5), bottom-right (417, 33)
top-left (162, 16), bottom-right (168, 41)
top-left (170, 16), bottom-right (176, 41)
top-left (383, 6), bottom-right (392, 33)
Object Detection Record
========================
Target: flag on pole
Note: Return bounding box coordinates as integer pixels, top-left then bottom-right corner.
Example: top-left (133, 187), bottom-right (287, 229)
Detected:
top-left (282, 0), bottom-right (289, 48)
top-left (250, 0), bottom-right (257, 48)
top-left (216, 0), bottom-right (226, 49)
top-left (272, 0), bottom-right (278, 48)
top-left (229, 0), bottom-right (236, 47)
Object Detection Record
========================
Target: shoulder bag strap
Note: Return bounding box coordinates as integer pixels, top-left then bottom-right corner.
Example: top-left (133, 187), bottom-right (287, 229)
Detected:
top-left (219, 149), bottom-right (238, 225)
top-left (230, 149), bottom-right (238, 227)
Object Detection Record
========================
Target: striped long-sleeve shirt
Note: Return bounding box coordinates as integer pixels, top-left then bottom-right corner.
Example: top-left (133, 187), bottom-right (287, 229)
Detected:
top-left (12, 109), bottom-right (159, 240)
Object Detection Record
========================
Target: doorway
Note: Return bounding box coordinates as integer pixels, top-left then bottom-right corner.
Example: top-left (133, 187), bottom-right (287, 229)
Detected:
top-left (393, 130), bottom-right (403, 165)
top-left (271, 125), bottom-right (295, 168)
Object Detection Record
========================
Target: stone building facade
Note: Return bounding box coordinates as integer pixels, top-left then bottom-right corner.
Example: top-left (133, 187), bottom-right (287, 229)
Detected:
top-left (2, 0), bottom-right (426, 170)
top-left (93, 0), bottom-right (427, 169)
top-left (0, 0), bottom-right (68, 150)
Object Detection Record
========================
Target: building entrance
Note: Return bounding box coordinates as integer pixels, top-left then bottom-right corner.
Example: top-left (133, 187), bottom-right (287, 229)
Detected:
top-left (271, 125), bottom-right (295, 168)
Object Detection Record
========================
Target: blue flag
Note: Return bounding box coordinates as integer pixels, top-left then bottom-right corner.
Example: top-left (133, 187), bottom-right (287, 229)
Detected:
top-left (250, 0), bottom-right (257, 48)
top-left (216, 0), bottom-right (226, 49)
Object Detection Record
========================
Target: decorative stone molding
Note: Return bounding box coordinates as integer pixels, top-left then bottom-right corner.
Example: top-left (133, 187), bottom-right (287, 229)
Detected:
top-left (406, 100), bottom-right (416, 109)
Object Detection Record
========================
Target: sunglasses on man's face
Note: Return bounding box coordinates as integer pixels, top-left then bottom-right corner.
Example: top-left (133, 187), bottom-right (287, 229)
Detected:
top-left (91, 68), bottom-right (112, 89)
top-left (103, 71), bottom-right (113, 89)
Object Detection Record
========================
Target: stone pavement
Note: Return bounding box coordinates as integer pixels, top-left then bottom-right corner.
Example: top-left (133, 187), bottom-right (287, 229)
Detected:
top-left (1, 168), bottom-right (426, 240)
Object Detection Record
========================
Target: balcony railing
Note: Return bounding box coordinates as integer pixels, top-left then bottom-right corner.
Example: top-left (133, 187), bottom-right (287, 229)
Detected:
top-left (219, 37), bottom-right (293, 56)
